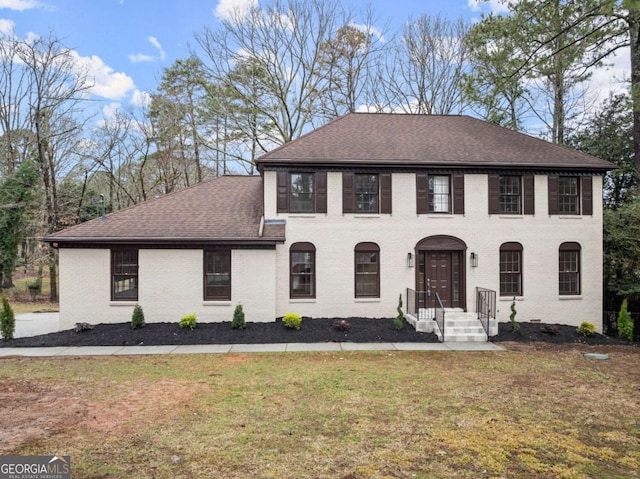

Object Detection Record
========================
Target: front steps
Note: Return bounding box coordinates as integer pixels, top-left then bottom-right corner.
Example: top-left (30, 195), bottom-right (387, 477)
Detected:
top-left (406, 308), bottom-right (491, 342)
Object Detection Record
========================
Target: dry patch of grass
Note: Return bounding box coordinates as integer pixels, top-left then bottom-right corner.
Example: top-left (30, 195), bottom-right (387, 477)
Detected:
top-left (1, 348), bottom-right (639, 478)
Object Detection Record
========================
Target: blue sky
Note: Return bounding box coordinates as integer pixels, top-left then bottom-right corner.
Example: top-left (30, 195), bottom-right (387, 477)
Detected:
top-left (0, 0), bottom-right (629, 119)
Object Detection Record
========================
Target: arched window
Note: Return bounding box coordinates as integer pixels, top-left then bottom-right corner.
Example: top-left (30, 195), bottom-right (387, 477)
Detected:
top-left (559, 242), bottom-right (581, 295)
top-left (500, 242), bottom-right (523, 297)
top-left (290, 242), bottom-right (316, 298)
top-left (355, 242), bottom-right (380, 298)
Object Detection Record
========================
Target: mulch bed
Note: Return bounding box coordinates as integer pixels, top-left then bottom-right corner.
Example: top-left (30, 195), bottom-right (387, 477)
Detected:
top-left (1, 318), bottom-right (635, 348)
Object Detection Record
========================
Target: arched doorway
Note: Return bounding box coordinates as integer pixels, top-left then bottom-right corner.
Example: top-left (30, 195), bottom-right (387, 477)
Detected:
top-left (415, 235), bottom-right (467, 309)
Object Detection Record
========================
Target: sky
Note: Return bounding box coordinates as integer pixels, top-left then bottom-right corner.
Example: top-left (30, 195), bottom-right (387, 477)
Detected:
top-left (0, 0), bottom-right (631, 121)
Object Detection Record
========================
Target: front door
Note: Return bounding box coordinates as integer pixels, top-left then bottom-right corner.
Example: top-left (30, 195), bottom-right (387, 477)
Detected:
top-left (426, 251), bottom-right (452, 306)
top-left (418, 250), bottom-right (462, 308)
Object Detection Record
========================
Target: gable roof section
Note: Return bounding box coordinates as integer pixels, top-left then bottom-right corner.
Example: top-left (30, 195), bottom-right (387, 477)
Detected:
top-left (257, 112), bottom-right (614, 171)
top-left (46, 175), bottom-right (284, 245)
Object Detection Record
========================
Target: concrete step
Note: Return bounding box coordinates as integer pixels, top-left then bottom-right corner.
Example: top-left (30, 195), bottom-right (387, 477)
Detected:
top-left (443, 333), bottom-right (488, 342)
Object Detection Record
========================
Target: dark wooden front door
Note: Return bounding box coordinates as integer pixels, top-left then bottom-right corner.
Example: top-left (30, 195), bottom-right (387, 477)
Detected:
top-left (417, 250), bottom-right (462, 308)
top-left (426, 252), bottom-right (452, 306)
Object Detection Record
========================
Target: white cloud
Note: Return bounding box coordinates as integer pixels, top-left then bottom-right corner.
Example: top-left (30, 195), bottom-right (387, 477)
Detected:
top-left (0, 18), bottom-right (15, 35)
top-left (215, 0), bottom-right (257, 21)
top-left (0, 0), bottom-right (40, 11)
top-left (468, 0), bottom-right (511, 14)
top-left (587, 46), bottom-right (630, 104)
top-left (128, 53), bottom-right (154, 63)
top-left (148, 36), bottom-right (165, 60)
top-left (128, 36), bottom-right (165, 64)
top-left (72, 52), bottom-right (136, 100)
top-left (131, 89), bottom-right (151, 108)
top-left (350, 22), bottom-right (386, 44)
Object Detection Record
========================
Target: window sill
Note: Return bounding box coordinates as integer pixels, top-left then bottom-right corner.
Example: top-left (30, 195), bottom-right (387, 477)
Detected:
top-left (354, 298), bottom-right (381, 303)
top-left (353, 214), bottom-right (381, 218)
top-left (109, 301), bottom-right (137, 306)
top-left (499, 296), bottom-right (524, 302)
top-left (559, 295), bottom-right (582, 300)
top-left (497, 215), bottom-right (524, 219)
top-left (422, 214), bottom-right (453, 218)
top-left (203, 301), bottom-right (232, 306)
top-left (289, 298), bottom-right (316, 303)
top-left (287, 214), bottom-right (317, 218)
top-left (554, 215), bottom-right (583, 219)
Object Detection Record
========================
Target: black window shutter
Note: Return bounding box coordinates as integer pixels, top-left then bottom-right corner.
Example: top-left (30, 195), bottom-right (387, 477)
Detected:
top-left (380, 173), bottom-right (392, 214)
top-left (277, 171), bottom-right (289, 213)
top-left (523, 176), bottom-right (535, 215)
top-left (581, 176), bottom-right (593, 215)
top-left (453, 174), bottom-right (465, 214)
top-left (342, 172), bottom-right (354, 213)
top-left (416, 173), bottom-right (428, 214)
top-left (488, 174), bottom-right (500, 214)
top-left (548, 176), bottom-right (559, 215)
top-left (316, 172), bottom-right (327, 213)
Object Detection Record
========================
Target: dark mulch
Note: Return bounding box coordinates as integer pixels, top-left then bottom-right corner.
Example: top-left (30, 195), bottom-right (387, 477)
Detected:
top-left (2, 318), bottom-right (636, 349)
top-left (2, 317), bottom-right (439, 348)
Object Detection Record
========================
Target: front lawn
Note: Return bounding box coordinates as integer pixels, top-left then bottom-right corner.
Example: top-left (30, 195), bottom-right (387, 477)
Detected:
top-left (1, 348), bottom-right (639, 478)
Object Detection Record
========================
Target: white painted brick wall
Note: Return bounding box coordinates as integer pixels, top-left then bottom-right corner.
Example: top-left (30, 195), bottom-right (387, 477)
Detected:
top-left (59, 248), bottom-right (276, 329)
top-left (265, 171), bottom-right (604, 331)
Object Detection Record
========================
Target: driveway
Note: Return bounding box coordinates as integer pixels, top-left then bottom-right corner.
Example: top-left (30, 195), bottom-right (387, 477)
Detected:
top-left (14, 312), bottom-right (60, 338)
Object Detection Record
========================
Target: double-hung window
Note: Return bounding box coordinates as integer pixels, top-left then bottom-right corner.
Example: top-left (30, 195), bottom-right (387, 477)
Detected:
top-left (290, 242), bottom-right (316, 298)
top-left (499, 243), bottom-right (523, 296)
top-left (428, 175), bottom-right (450, 213)
top-left (499, 176), bottom-right (521, 214)
top-left (290, 173), bottom-right (315, 213)
top-left (355, 242), bottom-right (380, 298)
top-left (549, 176), bottom-right (592, 215)
top-left (559, 242), bottom-right (580, 295)
top-left (343, 172), bottom-right (392, 214)
top-left (558, 177), bottom-right (579, 214)
top-left (355, 174), bottom-right (379, 213)
top-left (277, 172), bottom-right (327, 214)
top-left (112, 249), bottom-right (138, 301)
top-left (204, 250), bottom-right (231, 300)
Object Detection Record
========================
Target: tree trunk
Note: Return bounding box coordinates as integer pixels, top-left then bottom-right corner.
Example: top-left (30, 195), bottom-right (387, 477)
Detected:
top-left (48, 248), bottom-right (58, 302)
top-left (1, 272), bottom-right (13, 289)
top-left (629, 9), bottom-right (640, 176)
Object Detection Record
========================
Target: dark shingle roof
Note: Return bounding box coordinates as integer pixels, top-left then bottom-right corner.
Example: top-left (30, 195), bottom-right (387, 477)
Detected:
top-left (257, 113), bottom-right (614, 170)
top-left (46, 176), bottom-right (285, 245)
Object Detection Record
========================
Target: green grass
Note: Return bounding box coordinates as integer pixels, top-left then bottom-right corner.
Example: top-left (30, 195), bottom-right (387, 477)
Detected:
top-left (1, 350), bottom-right (639, 478)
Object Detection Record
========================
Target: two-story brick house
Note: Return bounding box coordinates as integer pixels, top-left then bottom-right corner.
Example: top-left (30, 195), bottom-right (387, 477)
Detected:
top-left (46, 113), bottom-right (613, 339)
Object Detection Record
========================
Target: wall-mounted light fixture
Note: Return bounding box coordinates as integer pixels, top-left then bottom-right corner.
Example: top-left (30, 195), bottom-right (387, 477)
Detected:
top-left (407, 252), bottom-right (414, 268)
top-left (470, 252), bottom-right (478, 268)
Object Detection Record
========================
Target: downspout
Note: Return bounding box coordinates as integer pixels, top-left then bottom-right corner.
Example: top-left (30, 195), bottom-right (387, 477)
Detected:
top-left (258, 216), bottom-right (264, 237)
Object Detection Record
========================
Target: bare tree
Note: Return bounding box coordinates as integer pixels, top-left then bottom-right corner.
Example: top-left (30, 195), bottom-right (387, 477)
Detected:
top-left (374, 14), bottom-right (469, 115)
top-left (13, 32), bottom-right (92, 301)
top-left (196, 0), bottom-right (352, 157)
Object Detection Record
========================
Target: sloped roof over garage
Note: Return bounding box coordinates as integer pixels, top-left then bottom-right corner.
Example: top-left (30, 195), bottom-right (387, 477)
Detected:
top-left (45, 175), bottom-right (285, 245)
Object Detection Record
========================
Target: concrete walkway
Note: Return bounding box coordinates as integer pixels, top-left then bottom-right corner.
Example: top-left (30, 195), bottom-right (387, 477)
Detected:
top-left (4, 312), bottom-right (506, 356)
top-left (0, 341), bottom-right (505, 357)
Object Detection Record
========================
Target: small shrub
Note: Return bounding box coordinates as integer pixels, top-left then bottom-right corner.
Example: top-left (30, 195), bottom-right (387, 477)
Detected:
top-left (576, 321), bottom-right (596, 337)
top-left (26, 279), bottom-right (42, 300)
top-left (74, 322), bottom-right (94, 333)
top-left (509, 297), bottom-right (520, 332)
top-left (333, 319), bottom-right (350, 331)
top-left (540, 324), bottom-right (559, 335)
top-left (0, 295), bottom-right (15, 340)
top-left (232, 304), bottom-right (246, 329)
top-left (618, 299), bottom-right (634, 341)
top-left (283, 312), bottom-right (302, 330)
top-left (131, 304), bottom-right (146, 329)
top-left (179, 313), bottom-right (198, 330)
top-left (393, 293), bottom-right (404, 330)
